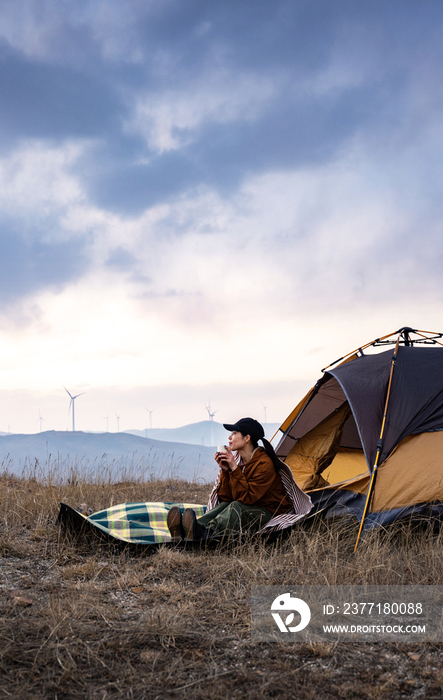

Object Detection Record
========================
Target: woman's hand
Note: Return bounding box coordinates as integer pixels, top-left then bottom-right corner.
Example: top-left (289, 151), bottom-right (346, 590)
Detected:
top-left (214, 446), bottom-right (238, 472)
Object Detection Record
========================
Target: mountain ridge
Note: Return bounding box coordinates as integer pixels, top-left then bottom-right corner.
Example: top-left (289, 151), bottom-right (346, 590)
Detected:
top-left (0, 430), bottom-right (219, 483)
top-left (125, 420), bottom-right (280, 445)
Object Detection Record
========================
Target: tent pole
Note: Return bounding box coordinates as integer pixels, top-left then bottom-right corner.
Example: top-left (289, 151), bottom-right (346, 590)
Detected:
top-left (323, 328), bottom-right (443, 374)
top-left (354, 336), bottom-right (400, 552)
top-left (415, 328), bottom-right (443, 335)
top-left (321, 330), bottom-right (402, 373)
top-left (413, 330), bottom-right (443, 347)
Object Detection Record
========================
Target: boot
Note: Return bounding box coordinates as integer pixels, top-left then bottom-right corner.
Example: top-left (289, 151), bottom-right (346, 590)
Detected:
top-left (182, 508), bottom-right (212, 541)
top-left (167, 506), bottom-right (184, 542)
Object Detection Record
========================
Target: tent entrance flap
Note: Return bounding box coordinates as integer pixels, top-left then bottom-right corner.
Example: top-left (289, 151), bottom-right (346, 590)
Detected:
top-left (285, 403), bottom-right (356, 490)
top-left (276, 376), bottom-right (361, 459)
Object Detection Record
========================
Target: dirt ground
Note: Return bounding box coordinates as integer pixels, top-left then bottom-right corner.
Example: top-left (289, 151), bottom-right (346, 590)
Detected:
top-left (1, 474), bottom-right (443, 699)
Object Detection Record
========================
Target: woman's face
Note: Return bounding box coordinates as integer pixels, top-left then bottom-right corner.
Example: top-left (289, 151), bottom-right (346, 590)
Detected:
top-left (228, 430), bottom-right (250, 451)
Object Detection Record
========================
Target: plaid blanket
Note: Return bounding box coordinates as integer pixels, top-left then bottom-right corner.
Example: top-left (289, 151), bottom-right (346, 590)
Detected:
top-left (58, 501), bottom-right (206, 545)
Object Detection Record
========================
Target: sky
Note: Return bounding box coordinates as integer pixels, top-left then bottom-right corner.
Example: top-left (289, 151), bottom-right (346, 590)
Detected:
top-left (1, 0), bottom-right (443, 434)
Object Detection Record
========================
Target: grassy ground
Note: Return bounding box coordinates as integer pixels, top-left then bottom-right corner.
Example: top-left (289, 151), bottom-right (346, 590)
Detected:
top-left (1, 470), bottom-right (443, 699)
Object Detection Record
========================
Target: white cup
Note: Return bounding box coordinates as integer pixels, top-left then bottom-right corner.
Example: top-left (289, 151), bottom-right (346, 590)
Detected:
top-left (216, 444), bottom-right (227, 453)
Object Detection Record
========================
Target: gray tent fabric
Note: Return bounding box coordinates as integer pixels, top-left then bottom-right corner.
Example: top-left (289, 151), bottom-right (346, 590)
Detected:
top-left (381, 347), bottom-right (443, 460)
top-left (328, 350), bottom-right (392, 471)
top-left (328, 346), bottom-right (443, 471)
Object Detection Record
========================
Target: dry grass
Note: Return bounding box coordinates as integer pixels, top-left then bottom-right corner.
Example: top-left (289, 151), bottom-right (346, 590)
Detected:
top-left (1, 468), bottom-right (443, 699)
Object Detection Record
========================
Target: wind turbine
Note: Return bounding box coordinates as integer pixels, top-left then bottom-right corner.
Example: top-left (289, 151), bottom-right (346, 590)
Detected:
top-left (36, 410), bottom-right (44, 433)
top-left (64, 387), bottom-right (84, 432)
top-left (103, 414), bottom-right (109, 432)
top-left (145, 408), bottom-right (155, 431)
top-left (205, 403), bottom-right (217, 421)
top-left (262, 403), bottom-right (268, 425)
top-left (115, 413), bottom-right (120, 432)
top-left (205, 402), bottom-right (218, 446)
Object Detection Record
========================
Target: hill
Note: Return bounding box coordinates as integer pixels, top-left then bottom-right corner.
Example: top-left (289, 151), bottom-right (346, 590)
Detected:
top-left (125, 420), bottom-right (281, 446)
top-left (0, 430), bottom-right (218, 483)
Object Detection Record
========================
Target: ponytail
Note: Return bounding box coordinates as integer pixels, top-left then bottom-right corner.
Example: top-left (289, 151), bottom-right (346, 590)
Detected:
top-left (260, 437), bottom-right (284, 472)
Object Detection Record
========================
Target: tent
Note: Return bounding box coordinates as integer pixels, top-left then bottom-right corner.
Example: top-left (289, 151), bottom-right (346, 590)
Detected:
top-left (274, 327), bottom-right (443, 545)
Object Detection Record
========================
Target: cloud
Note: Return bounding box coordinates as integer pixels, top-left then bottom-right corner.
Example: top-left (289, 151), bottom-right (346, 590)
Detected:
top-left (0, 220), bottom-right (88, 302)
top-left (0, 0), bottom-right (441, 224)
top-left (106, 247), bottom-right (138, 271)
top-left (126, 73), bottom-right (278, 154)
top-left (0, 42), bottom-right (120, 145)
top-left (1, 0), bottom-right (443, 435)
top-left (0, 141), bottom-right (91, 305)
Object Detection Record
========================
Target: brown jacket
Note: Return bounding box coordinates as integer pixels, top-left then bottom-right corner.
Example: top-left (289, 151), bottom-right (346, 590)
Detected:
top-left (217, 447), bottom-right (292, 516)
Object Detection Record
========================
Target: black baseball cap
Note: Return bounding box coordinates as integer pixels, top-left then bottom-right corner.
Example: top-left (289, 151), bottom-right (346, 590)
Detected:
top-left (223, 417), bottom-right (265, 441)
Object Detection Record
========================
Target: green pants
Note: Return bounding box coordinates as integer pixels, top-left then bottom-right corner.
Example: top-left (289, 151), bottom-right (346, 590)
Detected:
top-left (197, 500), bottom-right (273, 536)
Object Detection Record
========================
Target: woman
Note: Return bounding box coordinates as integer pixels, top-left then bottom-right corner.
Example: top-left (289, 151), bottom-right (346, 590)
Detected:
top-left (167, 417), bottom-right (309, 541)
